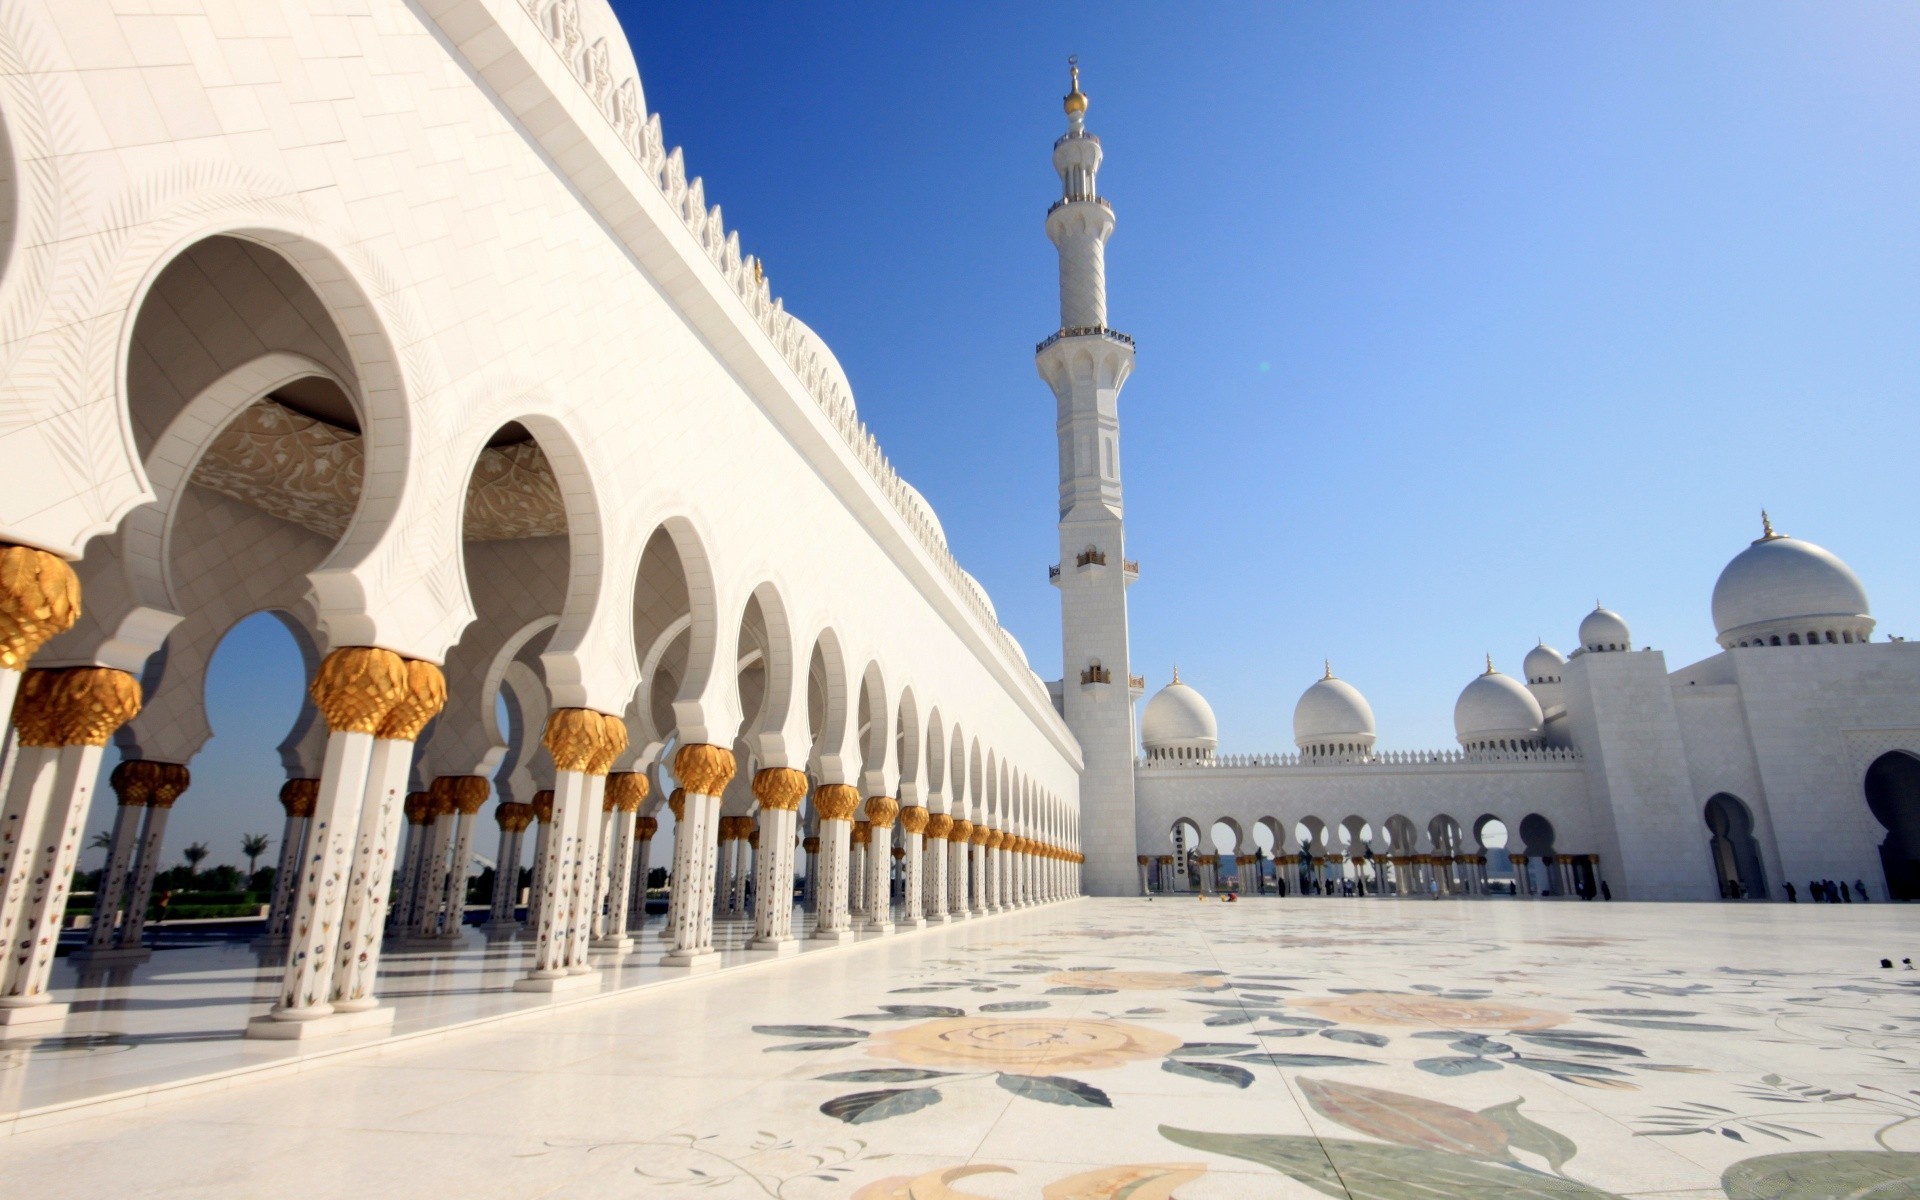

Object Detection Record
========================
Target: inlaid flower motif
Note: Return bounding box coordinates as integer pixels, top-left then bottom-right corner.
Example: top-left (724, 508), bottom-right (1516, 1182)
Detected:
top-left (1297, 992), bottom-right (1567, 1030)
top-left (1046, 969), bottom-right (1228, 991)
top-left (853, 1162), bottom-right (1206, 1199)
top-left (868, 1017), bottom-right (1180, 1075)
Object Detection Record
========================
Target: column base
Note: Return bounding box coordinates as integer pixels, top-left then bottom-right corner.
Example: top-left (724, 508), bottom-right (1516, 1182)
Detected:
top-left (659, 948), bottom-right (723, 972)
top-left (482, 919), bottom-right (522, 933)
top-left (857, 920), bottom-right (895, 936)
top-left (0, 1001), bottom-right (70, 1035)
top-left (925, 912), bottom-right (951, 924)
top-left (810, 928), bottom-right (858, 944)
top-left (68, 946), bottom-right (152, 965)
top-left (590, 935), bottom-right (634, 953)
top-left (513, 971), bottom-right (601, 995)
top-left (747, 937), bottom-right (800, 955)
top-left (899, 917), bottom-right (927, 930)
top-left (245, 1006), bottom-right (394, 1041)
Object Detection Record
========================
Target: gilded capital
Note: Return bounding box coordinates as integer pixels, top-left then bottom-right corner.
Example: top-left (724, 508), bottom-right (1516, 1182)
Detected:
top-left (109, 759), bottom-right (160, 807)
top-left (403, 791), bottom-right (432, 824)
top-left (427, 775), bottom-right (459, 817)
top-left (309, 647), bottom-right (408, 734)
top-left (851, 820), bottom-right (871, 845)
top-left (281, 778), bottom-right (321, 818)
top-left (376, 659), bottom-right (447, 741)
top-left (0, 545), bottom-right (81, 672)
top-left (590, 713), bottom-right (628, 774)
top-left (751, 767), bottom-right (808, 812)
top-left (531, 789), bottom-right (555, 822)
top-left (802, 835), bottom-right (821, 853)
top-left (674, 742), bottom-right (736, 795)
top-left (544, 708), bottom-right (624, 775)
top-left (448, 775), bottom-right (491, 815)
top-left (813, 783), bottom-right (860, 821)
top-left (606, 771), bottom-right (650, 813)
top-left (950, 819), bottom-right (974, 844)
top-left (494, 801), bottom-right (516, 828)
top-left (146, 762), bottom-right (190, 809)
top-left (26, 666), bottom-right (143, 747)
top-left (748, 828), bottom-right (760, 849)
top-left (636, 815), bottom-right (658, 838)
top-left (863, 796), bottom-right (900, 828)
top-left (925, 813), bottom-right (954, 839)
top-left (898, 805), bottom-right (929, 835)
top-left (667, 787), bottom-right (686, 821)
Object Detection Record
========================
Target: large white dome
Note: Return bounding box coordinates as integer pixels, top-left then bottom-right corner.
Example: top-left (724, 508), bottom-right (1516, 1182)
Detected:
top-left (1711, 516), bottom-right (1873, 649)
top-left (1579, 605), bottom-right (1632, 653)
top-left (1293, 666), bottom-right (1376, 754)
top-left (1454, 661), bottom-right (1544, 748)
top-left (1141, 671), bottom-right (1218, 760)
top-left (1523, 642), bottom-right (1567, 684)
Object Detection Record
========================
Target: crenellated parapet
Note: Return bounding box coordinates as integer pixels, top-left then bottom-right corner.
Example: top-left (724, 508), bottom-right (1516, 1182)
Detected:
top-left (1139, 745), bottom-right (1584, 771)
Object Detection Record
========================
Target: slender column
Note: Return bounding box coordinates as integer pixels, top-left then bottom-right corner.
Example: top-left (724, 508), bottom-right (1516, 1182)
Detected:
top-left (661, 743), bottom-right (735, 969)
top-left (744, 826), bottom-right (760, 920)
top-left (83, 762), bottom-right (154, 950)
top-left (265, 780), bottom-right (319, 940)
top-left (595, 772), bottom-right (647, 950)
top-left (410, 785), bottom-right (456, 939)
top-left (387, 792), bottom-right (432, 934)
top-left (116, 772), bottom-right (187, 950)
top-left (950, 820), bottom-right (974, 917)
top-left (801, 835), bottom-right (820, 910)
top-left (433, 775), bottom-right (490, 941)
top-left (629, 815), bottom-right (657, 929)
top-left (525, 790), bottom-right (554, 926)
top-left (0, 545), bottom-right (81, 755)
top-left (810, 784), bottom-right (858, 942)
top-left (750, 768), bottom-right (805, 951)
top-left (924, 814), bottom-right (951, 921)
top-left (0, 668), bottom-right (142, 1021)
top-left (899, 806), bottom-right (927, 928)
top-left (488, 802), bottom-right (527, 925)
top-left (848, 822), bottom-right (870, 921)
top-left (258, 647), bottom-right (409, 1032)
top-left (983, 830), bottom-right (1001, 911)
top-left (331, 663), bottom-right (448, 1011)
top-left (520, 708), bottom-right (625, 988)
top-left (592, 799), bottom-right (618, 937)
top-left (859, 799), bottom-right (897, 933)
top-left (662, 789), bottom-right (685, 936)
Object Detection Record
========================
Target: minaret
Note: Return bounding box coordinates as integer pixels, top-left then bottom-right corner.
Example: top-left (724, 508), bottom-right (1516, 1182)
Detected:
top-left (1038, 58), bottom-right (1139, 896)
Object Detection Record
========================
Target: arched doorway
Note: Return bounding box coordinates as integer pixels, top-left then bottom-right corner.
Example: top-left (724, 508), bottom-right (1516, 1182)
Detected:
top-left (1864, 752), bottom-right (1920, 901)
top-left (1703, 793), bottom-right (1767, 900)
top-left (1518, 814), bottom-right (1557, 897)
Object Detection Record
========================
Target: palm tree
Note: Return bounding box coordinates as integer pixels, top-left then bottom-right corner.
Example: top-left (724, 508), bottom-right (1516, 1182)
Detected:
top-left (182, 842), bottom-right (209, 877)
top-left (240, 833), bottom-right (270, 877)
top-left (90, 831), bottom-right (112, 852)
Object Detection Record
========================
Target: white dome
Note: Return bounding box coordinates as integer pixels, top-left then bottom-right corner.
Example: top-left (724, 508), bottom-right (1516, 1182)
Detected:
top-left (899, 480), bottom-right (946, 546)
top-left (1293, 667), bottom-right (1376, 751)
top-left (1454, 662), bottom-right (1544, 748)
top-left (1579, 605), bottom-right (1632, 653)
top-left (1711, 516), bottom-right (1873, 649)
top-left (578, 0), bottom-right (645, 114)
top-left (960, 571), bottom-right (996, 621)
top-left (1523, 642), bottom-right (1567, 684)
top-left (1141, 672), bottom-right (1218, 759)
top-left (791, 317), bottom-right (856, 415)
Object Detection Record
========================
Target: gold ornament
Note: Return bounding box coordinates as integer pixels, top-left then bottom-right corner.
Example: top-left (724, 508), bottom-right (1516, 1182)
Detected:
top-left (281, 778), bottom-right (321, 818)
top-left (23, 666), bottom-right (143, 746)
top-left (376, 659), bottom-right (446, 741)
top-left (813, 783), bottom-right (860, 821)
top-left (427, 776), bottom-right (459, 817)
top-left (544, 708), bottom-right (620, 774)
top-left (531, 789), bottom-right (554, 822)
top-left (749, 828), bottom-right (760, 849)
top-left (145, 762), bottom-right (190, 808)
top-left (0, 544), bottom-right (81, 672)
top-left (309, 647), bottom-right (408, 734)
top-left (926, 813), bottom-right (954, 839)
top-left (863, 796), bottom-right (900, 828)
top-left (606, 772), bottom-right (650, 813)
top-left (802, 835), bottom-right (820, 853)
top-left (751, 767), bottom-right (808, 811)
top-left (951, 819), bottom-right (974, 845)
top-left (590, 712), bottom-right (627, 774)
top-left (674, 742), bottom-right (736, 795)
top-left (109, 759), bottom-right (160, 807)
top-left (403, 791), bottom-right (432, 824)
top-left (494, 802), bottom-right (517, 828)
top-left (667, 787), bottom-right (686, 821)
top-left (636, 815), bottom-right (658, 838)
top-left (449, 775), bottom-right (491, 814)
top-left (898, 805), bottom-right (929, 835)
top-left (9, 668), bottom-right (61, 747)
top-left (851, 820), bottom-right (872, 845)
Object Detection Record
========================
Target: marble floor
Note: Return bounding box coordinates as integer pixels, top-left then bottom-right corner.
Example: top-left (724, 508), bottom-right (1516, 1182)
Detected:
top-left (2, 899), bottom-right (1917, 1199)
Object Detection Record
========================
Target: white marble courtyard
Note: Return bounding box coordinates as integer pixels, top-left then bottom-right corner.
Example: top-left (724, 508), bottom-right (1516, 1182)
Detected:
top-left (2, 899), bottom-right (1916, 1198)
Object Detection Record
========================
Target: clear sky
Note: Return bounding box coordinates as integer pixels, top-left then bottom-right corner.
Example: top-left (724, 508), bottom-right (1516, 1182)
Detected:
top-left (83, 3), bottom-right (1920, 871)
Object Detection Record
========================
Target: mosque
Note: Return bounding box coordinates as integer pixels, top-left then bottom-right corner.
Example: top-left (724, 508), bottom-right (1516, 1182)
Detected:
top-left (0, 0), bottom-right (1911, 1052)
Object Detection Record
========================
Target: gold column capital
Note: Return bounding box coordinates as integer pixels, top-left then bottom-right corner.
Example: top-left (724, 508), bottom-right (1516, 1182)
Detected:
top-left (109, 759), bottom-right (161, 807)
top-left (802, 835), bottom-right (821, 853)
top-left (813, 783), bottom-right (859, 821)
top-left (280, 777), bottom-right (320, 818)
top-left (376, 659), bottom-right (446, 741)
top-left (606, 771), bottom-right (650, 813)
top-left (0, 544), bottom-right (81, 672)
top-left (144, 761), bottom-right (190, 808)
top-left (863, 796), bottom-right (899, 828)
top-left (636, 815), bottom-right (658, 838)
top-left (951, 819), bottom-right (975, 844)
top-left (925, 813), bottom-right (954, 839)
top-left (403, 791), bottom-right (433, 824)
top-left (446, 775), bottom-right (490, 815)
top-left (530, 789), bottom-right (555, 822)
top-left (851, 820), bottom-right (872, 845)
top-left (673, 742), bottom-right (735, 795)
top-left (898, 805), bottom-right (929, 835)
top-left (667, 787), bottom-right (686, 821)
top-left (309, 647), bottom-right (408, 734)
top-left (751, 767), bottom-right (808, 811)
top-left (20, 666), bottom-right (143, 747)
top-left (544, 708), bottom-right (626, 775)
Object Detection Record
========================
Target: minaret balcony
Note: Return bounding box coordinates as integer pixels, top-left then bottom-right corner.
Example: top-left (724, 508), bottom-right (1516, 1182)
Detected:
top-left (1075, 549), bottom-right (1108, 569)
top-left (1128, 673), bottom-right (1146, 695)
top-left (1053, 130), bottom-right (1101, 149)
top-left (1035, 326), bottom-right (1135, 356)
top-left (1047, 194), bottom-right (1111, 217)
top-left (1122, 559), bottom-right (1139, 579)
top-left (1080, 665), bottom-right (1112, 686)
top-left (1047, 564), bottom-right (1062, 582)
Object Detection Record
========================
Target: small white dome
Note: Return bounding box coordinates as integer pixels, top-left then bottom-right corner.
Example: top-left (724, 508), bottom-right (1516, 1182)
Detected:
top-left (1711, 515), bottom-right (1873, 649)
top-left (1579, 605), bottom-right (1632, 653)
top-left (1293, 666), bottom-right (1376, 752)
top-left (960, 571), bottom-right (996, 621)
top-left (1141, 671), bottom-right (1218, 759)
top-left (1454, 661), bottom-right (1544, 748)
top-left (899, 480), bottom-right (946, 546)
top-left (1523, 642), bottom-right (1567, 684)
top-left (577, 0), bottom-right (645, 114)
top-left (791, 317), bottom-right (856, 415)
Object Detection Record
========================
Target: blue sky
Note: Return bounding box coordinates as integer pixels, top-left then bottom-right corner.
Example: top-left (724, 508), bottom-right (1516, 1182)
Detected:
top-left (87, 3), bottom-right (1920, 870)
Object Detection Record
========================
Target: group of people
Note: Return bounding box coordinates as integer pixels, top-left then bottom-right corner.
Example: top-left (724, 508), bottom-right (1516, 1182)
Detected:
top-left (1786, 878), bottom-right (1870, 903)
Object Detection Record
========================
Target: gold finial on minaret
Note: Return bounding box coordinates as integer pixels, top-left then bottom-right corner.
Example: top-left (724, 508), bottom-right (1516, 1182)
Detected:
top-left (1758, 509), bottom-right (1783, 542)
top-left (1064, 55), bottom-right (1088, 116)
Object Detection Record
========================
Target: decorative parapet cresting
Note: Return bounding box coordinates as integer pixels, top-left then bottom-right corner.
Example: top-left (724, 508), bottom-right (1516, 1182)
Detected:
top-left (1137, 746), bottom-right (1584, 770)
top-left (1035, 326), bottom-right (1137, 356)
top-left (512, 0), bottom-right (1048, 707)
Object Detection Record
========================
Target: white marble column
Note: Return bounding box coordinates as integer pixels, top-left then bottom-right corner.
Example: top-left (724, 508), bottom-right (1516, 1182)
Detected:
top-left (265, 779), bottom-right (319, 941)
top-left (410, 793), bottom-right (456, 940)
top-left (859, 800), bottom-right (897, 934)
top-left (487, 802), bottom-right (527, 926)
top-left (595, 772), bottom-right (647, 951)
top-left (950, 820), bottom-right (974, 918)
top-left (801, 834), bottom-right (819, 911)
top-left (526, 790), bottom-right (554, 928)
top-left (520, 708), bottom-right (625, 991)
top-left (849, 824), bottom-right (869, 922)
top-left (0, 546), bottom-right (80, 765)
top-left (749, 768), bottom-right (805, 952)
top-left (115, 787), bottom-right (183, 951)
top-left (435, 777), bottom-right (490, 942)
top-left (924, 814), bottom-right (951, 921)
top-left (810, 784), bottom-right (858, 942)
top-left (83, 763), bottom-right (152, 952)
top-left (899, 806), bottom-right (927, 928)
top-left (628, 815), bottom-right (656, 930)
top-left (662, 743), bottom-right (734, 970)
